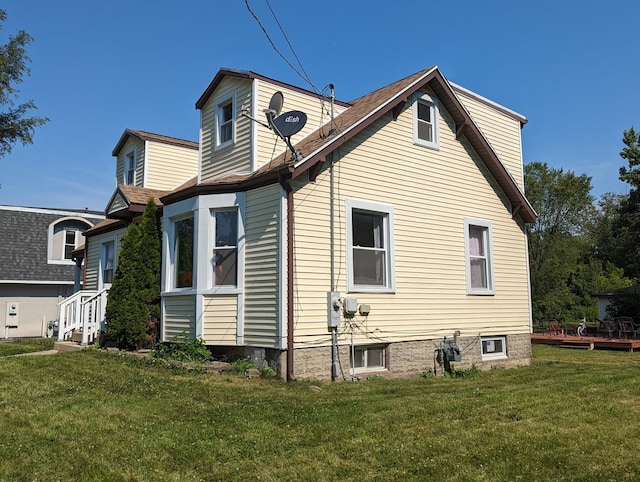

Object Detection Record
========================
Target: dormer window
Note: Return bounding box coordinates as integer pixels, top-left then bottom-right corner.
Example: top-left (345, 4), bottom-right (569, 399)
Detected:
top-left (216, 95), bottom-right (235, 148)
top-left (413, 92), bottom-right (439, 149)
top-left (48, 218), bottom-right (93, 264)
top-left (125, 150), bottom-right (136, 185)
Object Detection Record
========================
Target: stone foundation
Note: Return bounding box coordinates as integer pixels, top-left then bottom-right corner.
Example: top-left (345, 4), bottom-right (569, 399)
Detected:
top-left (292, 333), bottom-right (531, 381)
top-left (209, 333), bottom-right (531, 381)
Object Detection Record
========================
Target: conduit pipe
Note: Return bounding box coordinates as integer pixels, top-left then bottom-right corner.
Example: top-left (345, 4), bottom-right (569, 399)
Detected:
top-left (279, 176), bottom-right (296, 381)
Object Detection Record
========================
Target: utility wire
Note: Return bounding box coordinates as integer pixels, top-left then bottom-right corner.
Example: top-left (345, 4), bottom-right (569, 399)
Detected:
top-left (244, 0), bottom-right (321, 95)
top-left (264, 0), bottom-right (319, 94)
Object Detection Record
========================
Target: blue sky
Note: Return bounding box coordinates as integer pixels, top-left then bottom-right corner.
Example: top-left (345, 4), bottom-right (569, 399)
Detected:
top-left (2, 0), bottom-right (639, 210)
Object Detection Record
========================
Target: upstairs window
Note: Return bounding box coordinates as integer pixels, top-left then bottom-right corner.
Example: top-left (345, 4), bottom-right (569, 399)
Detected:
top-left (125, 150), bottom-right (136, 185)
top-left (213, 209), bottom-right (238, 287)
top-left (464, 218), bottom-right (494, 295)
top-left (48, 218), bottom-right (93, 264)
top-left (346, 199), bottom-right (395, 293)
top-left (216, 96), bottom-right (235, 147)
top-left (413, 93), bottom-right (439, 149)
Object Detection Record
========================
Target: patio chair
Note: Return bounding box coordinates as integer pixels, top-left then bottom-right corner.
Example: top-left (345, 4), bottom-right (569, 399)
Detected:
top-left (617, 317), bottom-right (635, 339)
top-left (597, 319), bottom-right (617, 338)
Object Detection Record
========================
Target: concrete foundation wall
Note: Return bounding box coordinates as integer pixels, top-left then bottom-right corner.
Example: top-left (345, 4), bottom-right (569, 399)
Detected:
top-left (0, 284), bottom-right (73, 339)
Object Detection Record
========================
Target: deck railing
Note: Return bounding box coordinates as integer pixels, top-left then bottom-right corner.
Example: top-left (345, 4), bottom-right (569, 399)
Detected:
top-left (57, 288), bottom-right (109, 345)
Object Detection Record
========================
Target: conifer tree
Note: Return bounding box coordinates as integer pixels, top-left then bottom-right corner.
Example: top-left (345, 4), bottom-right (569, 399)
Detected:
top-left (104, 223), bottom-right (144, 349)
top-left (104, 198), bottom-right (161, 349)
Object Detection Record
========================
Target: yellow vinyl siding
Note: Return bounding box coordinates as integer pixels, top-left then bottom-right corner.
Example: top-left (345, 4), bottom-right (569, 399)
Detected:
top-left (144, 141), bottom-right (198, 190)
top-left (254, 79), bottom-right (348, 171)
top-left (115, 137), bottom-right (145, 187)
top-left (291, 94), bottom-right (530, 345)
top-left (164, 295), bottom-right (196, 340)
top-left (202, 294), bottom-right (237, 345)
top-left (84, 228), bottom-right (126, 290)
top-left (244, 185), bottom-right (282, 346)
top-left (200, 77), bottom-right (252, 182)
top-left (455, 91), bottom-right (525, 190)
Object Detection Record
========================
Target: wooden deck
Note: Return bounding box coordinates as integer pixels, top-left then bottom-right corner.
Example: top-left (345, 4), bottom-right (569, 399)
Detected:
top-left (531, 333), bottom-right (640, 351)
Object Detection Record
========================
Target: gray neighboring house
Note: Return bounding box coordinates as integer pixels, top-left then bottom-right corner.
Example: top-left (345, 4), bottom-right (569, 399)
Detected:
top-left (0, 205), bottom-right (104, 339)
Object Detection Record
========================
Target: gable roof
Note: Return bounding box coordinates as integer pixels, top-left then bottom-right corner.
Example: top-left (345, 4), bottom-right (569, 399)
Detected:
top-left (165, 67), bottom-right (536, 223)
top-left (105, 184), bottom-right (168, 219)
top-left (112, 129), bottom-right (198, 156)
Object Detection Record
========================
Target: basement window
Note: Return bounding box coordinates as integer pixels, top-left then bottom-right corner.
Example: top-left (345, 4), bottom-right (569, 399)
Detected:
top-left (352, 345), bottom-right (386, 373)
top-left (481, 336), bottom-right (507, 360)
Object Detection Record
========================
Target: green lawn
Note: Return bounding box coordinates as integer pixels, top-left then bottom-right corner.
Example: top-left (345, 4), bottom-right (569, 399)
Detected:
top-left (1, 343), bottom-right (639, 481)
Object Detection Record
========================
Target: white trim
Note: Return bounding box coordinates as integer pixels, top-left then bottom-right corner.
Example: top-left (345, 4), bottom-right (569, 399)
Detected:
top-left (450, 82), bottom-right (527, 124)
top-left (124, 147), bottom-right (137, 185)
top-left (293, 67), bottom-right (438, 169)
top-left (197, 127), bottom-right (203, 185)
top-left (278, 187), bottom-right (287, 350)
top-left (161, 193), bottom-right (246, 345)
top-left (481, 335), bottom-right (507, 360)
top-left (351, 344), bottom-right (387, 375)
top-left (0, 280), bottom-right (74, 285)
top-left (345, 198), bottom-right (395, 293)
top-left (412, 92), bottom-right (439, 150)
top-left (214, 92), bottom-right (236, 150)
top-left (0, 205), bottom-right (103, 218)
top-left (47, 217), bottom-right (94, 265)
top-left (464, 217), bottom-right (495, 295)
top-left (142, 140), bottom-right (149, 186)
top-left (250, 79), bottom-right (258, 172)
top-left (98, 236), bottom-right (117, 290)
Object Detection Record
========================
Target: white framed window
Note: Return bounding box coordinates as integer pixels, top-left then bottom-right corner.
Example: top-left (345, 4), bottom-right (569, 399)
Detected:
top-left (125, 150), bottom-right (136, 185)
top-left (48, 218), bottom-right (93, 264)
top-left (413, 92), bottom-right (439, 149)
top-left (212, 209), bottom-right (238, 287)
top-left (352, 345), bottom-right (386, 373)
top-left (100, 240), bottom-right (115, 286)
top-left (174, 216), bottom-right (194, 289)
top-left (216, 95), bottom-right (235, 148)
top-left (481, 336), bottom-right (507, 360)
top-left (346, 199), bottom-right (395, 293)
top-left (464, 218), bottom-right (494, 295)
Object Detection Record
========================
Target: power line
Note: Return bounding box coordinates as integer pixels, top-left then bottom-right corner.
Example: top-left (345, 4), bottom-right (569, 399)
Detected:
top-left (244, 0), bottom-right (322, 95)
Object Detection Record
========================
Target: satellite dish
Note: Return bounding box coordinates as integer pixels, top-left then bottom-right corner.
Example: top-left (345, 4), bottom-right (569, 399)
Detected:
top-left (264, 91), bottom-right (284, 125)
top-left (268, 91), bottom-right (284, 116)
top-left (271, 110), bottom-right (307, 139)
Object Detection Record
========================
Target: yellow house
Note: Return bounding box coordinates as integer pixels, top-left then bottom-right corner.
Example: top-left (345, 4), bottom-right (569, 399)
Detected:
top-left (158, 66), bottom-right (536, 380)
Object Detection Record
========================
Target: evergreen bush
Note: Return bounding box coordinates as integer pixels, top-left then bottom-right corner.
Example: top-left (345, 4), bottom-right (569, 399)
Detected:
top-left (104, 198), bottom-right (161, 350)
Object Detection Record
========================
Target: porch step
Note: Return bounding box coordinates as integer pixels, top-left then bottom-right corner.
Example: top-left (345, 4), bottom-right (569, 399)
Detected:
top-left (71, 331), bottom-right (83, 343)
top-left (53, 341), bottom-right (85, 353)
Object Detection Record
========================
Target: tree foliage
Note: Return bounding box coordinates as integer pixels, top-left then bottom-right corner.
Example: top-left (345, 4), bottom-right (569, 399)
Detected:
top-left (600, 127), bottom-right (640, 279)
top-left (525, 162), bottom-right (595, 322)
top-left (0, 9), bottom-right (48, 158)
top-left (104, 199), bottom-right (161, 350)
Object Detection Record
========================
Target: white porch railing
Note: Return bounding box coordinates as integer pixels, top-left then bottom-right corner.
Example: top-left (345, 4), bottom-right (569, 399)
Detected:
top-left (57, 288), bottom-right (109, 345)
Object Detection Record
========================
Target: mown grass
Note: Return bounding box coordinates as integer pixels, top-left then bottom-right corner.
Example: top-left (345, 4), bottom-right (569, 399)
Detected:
top-left (0, 337), bottom-right (54, 356)
top-left (1, 344), bottom-right (640, 481)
